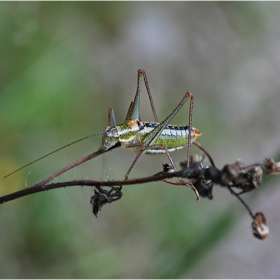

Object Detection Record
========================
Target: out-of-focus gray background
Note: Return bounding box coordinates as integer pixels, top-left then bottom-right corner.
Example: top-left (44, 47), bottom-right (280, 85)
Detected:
top-left (1, 2), bottom-right (280, 278)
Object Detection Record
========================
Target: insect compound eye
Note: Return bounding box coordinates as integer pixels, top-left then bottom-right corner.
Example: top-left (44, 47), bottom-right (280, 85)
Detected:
top-left (106, 127), bottom-right (119, 138)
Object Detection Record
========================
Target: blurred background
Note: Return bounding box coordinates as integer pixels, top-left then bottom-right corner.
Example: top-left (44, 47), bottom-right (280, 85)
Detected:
top-left (1, 2), bottom-right (280, 278)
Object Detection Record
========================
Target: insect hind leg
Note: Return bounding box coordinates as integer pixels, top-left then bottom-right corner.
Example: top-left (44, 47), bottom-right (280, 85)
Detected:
top-left (186, 92), bottom-right (194, 169)
top-left (124, 92), bottom-right (195, 180)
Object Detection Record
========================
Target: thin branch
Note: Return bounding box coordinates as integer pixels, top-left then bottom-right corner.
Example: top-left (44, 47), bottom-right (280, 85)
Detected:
top-left (193, 141), bottom-right (216, 167)
top-left (227, 186), bottom-right (254, 218)
top-left (2, 133), bottom-right (279, 240)
top-left (0, 143), bottom-right (120, 204)
top-left (0, 163), bottom-right (218, 204)
top-left (34, 143), bottom-right (121, 187)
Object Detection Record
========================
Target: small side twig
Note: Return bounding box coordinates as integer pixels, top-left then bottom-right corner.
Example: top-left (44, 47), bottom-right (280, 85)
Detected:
top-left (227, 186), bottom-right (254, 218)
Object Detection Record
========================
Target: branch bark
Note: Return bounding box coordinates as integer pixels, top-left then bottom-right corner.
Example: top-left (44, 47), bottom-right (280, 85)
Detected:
top-left (0, 161), bottom-right (221, 204)
top-left (1, 141), bottom-right (279, 240)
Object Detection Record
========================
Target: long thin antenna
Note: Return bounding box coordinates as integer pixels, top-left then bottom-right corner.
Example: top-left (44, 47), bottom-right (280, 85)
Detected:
top-left (4, 130), bottom-right (105, 178)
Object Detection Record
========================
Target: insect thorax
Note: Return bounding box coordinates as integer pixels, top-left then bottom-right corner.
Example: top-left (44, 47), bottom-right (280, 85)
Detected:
top-left (100, 120), bottom-right (142, 150)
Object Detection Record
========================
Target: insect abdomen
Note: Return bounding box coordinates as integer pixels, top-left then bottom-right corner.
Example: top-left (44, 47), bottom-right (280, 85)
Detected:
top-left (141, 123), bottom-right (191, 154)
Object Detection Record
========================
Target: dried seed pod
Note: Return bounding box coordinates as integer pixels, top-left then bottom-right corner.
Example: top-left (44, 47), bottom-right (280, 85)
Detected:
top-left (237, 166), bottom-right (263, 194)
top-left (252, 212), bottom-right (269, 240)
top-left (220, 161), bottom-right (243, 186)
top-left (250, 166), bottom-right (263, 188)
top-left (264, 158), bottom-right (280, 175)
top-left (193, 181), bottom-right (213, 199)
top-left (90, 186), bottom-right (122, 217)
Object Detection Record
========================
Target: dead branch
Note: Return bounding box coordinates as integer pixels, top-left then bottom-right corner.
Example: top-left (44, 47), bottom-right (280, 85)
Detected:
top-left (1, 139), bottom-right (279, 240)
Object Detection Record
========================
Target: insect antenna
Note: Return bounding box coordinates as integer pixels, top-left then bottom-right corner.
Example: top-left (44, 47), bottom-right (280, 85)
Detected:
top-left (4, 130), bottom-right (106, 178)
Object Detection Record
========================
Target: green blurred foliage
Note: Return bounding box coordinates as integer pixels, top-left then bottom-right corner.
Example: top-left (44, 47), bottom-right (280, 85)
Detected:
top-left (1, 2), bottom-right (280, 278)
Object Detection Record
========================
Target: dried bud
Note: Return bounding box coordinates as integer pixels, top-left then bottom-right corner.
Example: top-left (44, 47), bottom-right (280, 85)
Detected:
top-left (220, 160), bottom-right (244, 186)
top-left (90, 186), bottom-right (122, 217)
top-left (237, 166), bottom-right (263, 193)
top-left (193, 181), bottom-right (213, 199)
top-left (219, 159), bottom-right (264, 193)
top-left (250, 166), bottom-right (263, 188)
top-left (252, 212), bottom-right (269, 240)
top-left (264, 158), bottom-right (280, 175)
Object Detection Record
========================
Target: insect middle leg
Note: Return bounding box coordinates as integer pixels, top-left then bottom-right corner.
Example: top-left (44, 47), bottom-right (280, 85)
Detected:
top-left (125, 69), bottom-right (159, 122)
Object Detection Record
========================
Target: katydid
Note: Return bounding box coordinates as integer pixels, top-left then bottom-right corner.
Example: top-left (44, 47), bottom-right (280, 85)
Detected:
top-left (4, 69), bottom-right (202, 180)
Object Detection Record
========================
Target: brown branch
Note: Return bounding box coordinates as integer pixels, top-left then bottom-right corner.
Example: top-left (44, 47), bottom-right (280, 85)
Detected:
top-left (34, 143), bottom-right (121, 187)
top-left (1, 143), bottom-right (279, 242)
top-left (2, 141), bottom-right (278, 241)
top-left (0, 163), bottom-right (220, 204)
top-left (0, 143), bottom-right (120, 204)
top-left (227, 186), bottom-right (254, 218)
top-left (1, 141), bottom-right (214, 204)
top-left (193, 141), bottom-right (216, 167)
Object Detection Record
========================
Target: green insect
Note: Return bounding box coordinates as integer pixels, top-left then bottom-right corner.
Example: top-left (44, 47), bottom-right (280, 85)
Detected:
top-left (5, 69), bottom-right (202, 180)
top-left (100, 69), bottom-right (201, 179)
